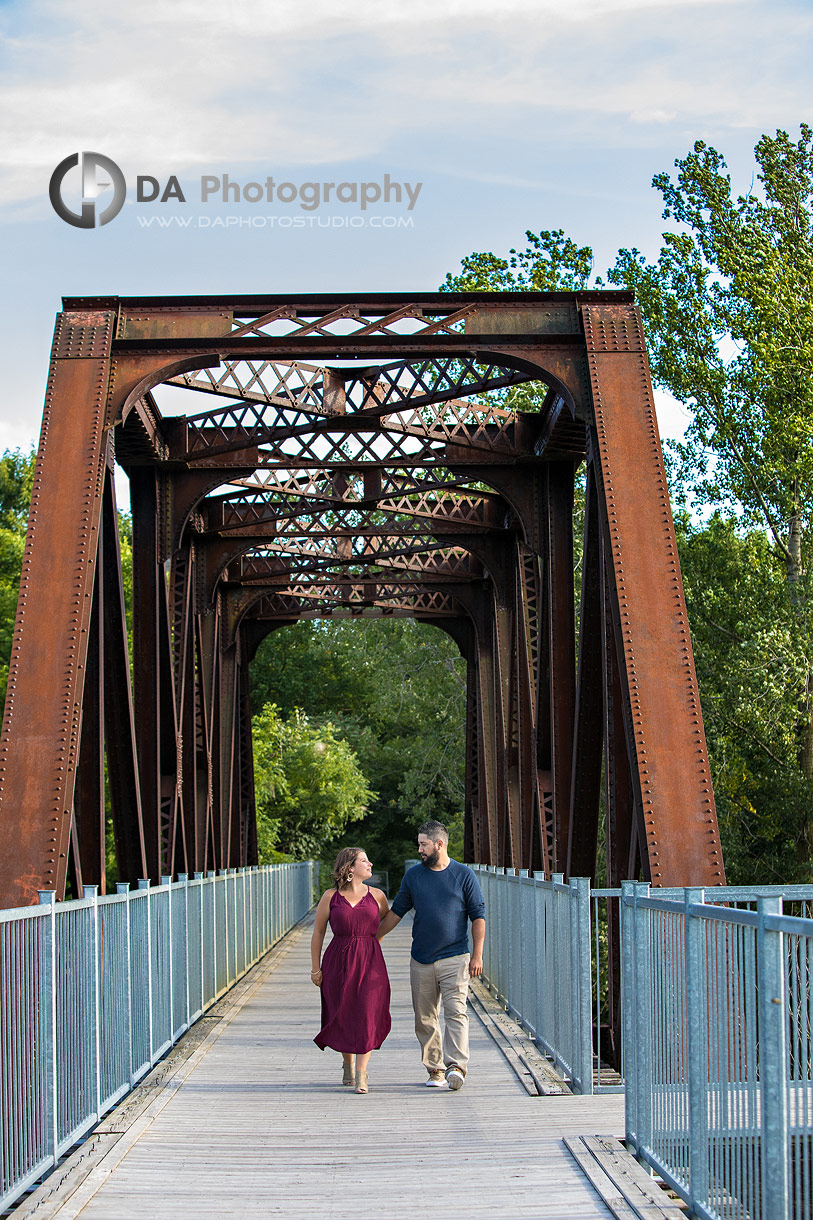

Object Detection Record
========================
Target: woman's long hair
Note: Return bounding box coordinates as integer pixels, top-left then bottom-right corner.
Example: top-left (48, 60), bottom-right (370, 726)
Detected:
top-left (333, 846), bottom-right (363, 890)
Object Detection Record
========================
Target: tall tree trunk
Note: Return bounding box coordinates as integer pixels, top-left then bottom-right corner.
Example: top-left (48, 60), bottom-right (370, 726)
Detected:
top-left (797, 685), bottom-right (813, 874)
top-left (787, 506), bottom-right (813, 870)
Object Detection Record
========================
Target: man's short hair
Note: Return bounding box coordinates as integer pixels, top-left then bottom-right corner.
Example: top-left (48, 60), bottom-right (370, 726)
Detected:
top-left (417, 820), bottom-right (449, 845)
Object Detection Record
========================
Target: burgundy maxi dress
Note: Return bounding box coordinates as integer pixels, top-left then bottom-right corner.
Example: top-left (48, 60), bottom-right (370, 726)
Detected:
top-left (314, 889), bottom-right (391, 1054)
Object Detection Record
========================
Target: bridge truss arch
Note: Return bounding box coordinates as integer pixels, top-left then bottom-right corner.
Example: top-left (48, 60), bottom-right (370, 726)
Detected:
top-left (0, 293), bottom-right (725, 907)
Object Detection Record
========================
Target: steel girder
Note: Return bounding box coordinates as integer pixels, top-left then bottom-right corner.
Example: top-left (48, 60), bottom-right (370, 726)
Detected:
top-left (0, 293), bottom-right (725, 908)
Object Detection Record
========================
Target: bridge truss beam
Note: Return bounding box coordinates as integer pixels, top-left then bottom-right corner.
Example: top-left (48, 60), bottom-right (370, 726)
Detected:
top-left (0, 293), bottom-right (725, 907)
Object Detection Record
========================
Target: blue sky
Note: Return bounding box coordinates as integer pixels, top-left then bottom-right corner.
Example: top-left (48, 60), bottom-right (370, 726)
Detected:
top-left (1, 0), bottom-right (811, 455)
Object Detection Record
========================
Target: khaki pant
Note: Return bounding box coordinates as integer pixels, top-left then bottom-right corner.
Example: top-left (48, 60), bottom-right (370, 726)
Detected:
top-left (409, 953), bottom-right (470, 1075)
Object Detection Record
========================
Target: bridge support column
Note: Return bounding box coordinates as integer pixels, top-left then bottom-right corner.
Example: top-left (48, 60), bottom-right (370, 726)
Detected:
top-left (0, 310), bottom-right (117, 906)
top-left (581, 302), bottom-right (724, 887)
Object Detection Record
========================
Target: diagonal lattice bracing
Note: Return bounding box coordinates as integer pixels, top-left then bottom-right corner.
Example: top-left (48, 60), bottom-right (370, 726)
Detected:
top-left (167, 356), bottom-right (531, 461)
top-left (168, 355), bottom-right (530, 418)
top-left (226, 467), bottom-right (502, 504)
top-left (223, 301), bottom-right (481, 341)
top-left (205, 492), bottom-right (499, 537)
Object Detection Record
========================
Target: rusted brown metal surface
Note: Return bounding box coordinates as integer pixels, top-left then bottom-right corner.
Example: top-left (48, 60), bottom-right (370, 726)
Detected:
top-left (0, 293), bottom-right (725, 908)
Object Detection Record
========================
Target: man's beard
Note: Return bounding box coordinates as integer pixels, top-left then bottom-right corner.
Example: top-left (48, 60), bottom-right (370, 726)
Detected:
top-left (421, 849), bottom-right (440, 868)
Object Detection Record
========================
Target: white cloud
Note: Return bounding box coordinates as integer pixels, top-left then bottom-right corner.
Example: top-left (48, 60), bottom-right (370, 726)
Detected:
top-left (0, 0), bottom-right (810, 210)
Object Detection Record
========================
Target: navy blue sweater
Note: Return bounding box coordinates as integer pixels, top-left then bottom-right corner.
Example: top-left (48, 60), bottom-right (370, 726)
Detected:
top-left (391, 860), bottom-right (486, 964)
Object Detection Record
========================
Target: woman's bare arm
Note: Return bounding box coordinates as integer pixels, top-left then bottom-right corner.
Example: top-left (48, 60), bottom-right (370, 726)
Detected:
top-left (310, 890), bottom-right (333, 984)
top-left (369, 886), bottom-right (389, 920)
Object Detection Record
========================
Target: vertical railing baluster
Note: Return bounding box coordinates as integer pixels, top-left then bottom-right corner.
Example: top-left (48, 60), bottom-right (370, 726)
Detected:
top-left (571, 878), bottom-right (593, 1095)
top-left (137, 880), bottom-right (153, 1064)
top-left (684, 887), bottom-right (708, 1215)
top-left (533, 872), bottom-right (545, 1051)
top-left (82, 886), bottom-right (101, 1122)
top-left (177, 874), bottom-right (189, 1032)
top-left (758, 896), bottom-right (789, 1220)
top-left (117, 883), bottom-right (134, 1087)
top-left (37, 892), bottom-right (57, 1170)
top-left (623, 881), bottom-right (652, 1157)
top-left (161, 877), bottom-right (172, 1043)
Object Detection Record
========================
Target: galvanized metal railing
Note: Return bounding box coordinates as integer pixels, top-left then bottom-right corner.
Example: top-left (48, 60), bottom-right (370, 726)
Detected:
top-left (472, 867), bottom-right (597, 1094)
top-left (623, 880), bottom-right (813, 1220)
top-left (0, 863), bottom-right (314, 1214)
top-left (472, 868), bottom-right (813, 1104)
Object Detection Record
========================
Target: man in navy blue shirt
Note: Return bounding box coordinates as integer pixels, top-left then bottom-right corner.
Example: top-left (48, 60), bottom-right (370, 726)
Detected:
top-left (378, 820), bottom-right (486, 1090)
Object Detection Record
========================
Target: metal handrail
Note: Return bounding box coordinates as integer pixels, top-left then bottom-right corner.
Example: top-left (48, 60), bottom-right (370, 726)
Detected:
top-left (0, 863), bottom-right (314, 1214)
top-left (472, 868), bottom-right (813, 1104)
top-left (471, 866), bottom-right (597, 1094)
top-left (623, 881), bottom-right (813, 1220)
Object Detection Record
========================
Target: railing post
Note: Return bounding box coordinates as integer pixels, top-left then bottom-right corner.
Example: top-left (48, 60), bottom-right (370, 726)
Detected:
top-left (757, 896), bottom-right (789, 1220)
top-left (684, 887), bottom-right (708, 1215)
top-left (533, 871), bottom-right (545, 1047)
top-left (208, 873), bottom-right (218, 1005)
top-left (37, 890), bottom-right (57, 1168)
top-left (218, 869), bottom-right (230, 987)
top-left (571, 877), bottom-right (593, 1095)
top-left (137, 879), bottom-right (153, 1063)
top-left (621, 881), bottom-right (637, 1148)
top-left (507, 870), bottom-right (518, 1020)
top-left (517, 870), bottom-right (530, 1028)
top-left (177, 874), bottom-right (190, 1031)
top-left (242, 868), bottom-right (248, 972)
top-left (161, 876), bottom-right (173, 1042)
top-left (232, 869), bottom-right (239, 982)
top-left (83, 885), bottom-right (101, 1121)
top-left (116, 882), bottom-right (134, 1086)
top-left (194, 873), bottom-right (204, 1014)
top-left (623, 880), bottom-right (651, 1156)
top-left (493, 868), bottom-right (504, 1004)
top-left (262, 865), bottom-right (268, 953)
top-left (551, 874), bottom-right (564, 1072)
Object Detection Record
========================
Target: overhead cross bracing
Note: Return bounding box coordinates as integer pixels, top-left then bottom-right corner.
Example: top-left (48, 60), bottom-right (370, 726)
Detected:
top-left (0, 293), bottom-right (726, 910)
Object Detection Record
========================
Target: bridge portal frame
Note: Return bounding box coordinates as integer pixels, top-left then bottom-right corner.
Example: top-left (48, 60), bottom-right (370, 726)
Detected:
top-left (0, 292), bottom-right (725, 907)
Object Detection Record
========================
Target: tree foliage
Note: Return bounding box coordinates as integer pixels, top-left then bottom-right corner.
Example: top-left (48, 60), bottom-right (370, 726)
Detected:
top-left (676, 513), bottom-right (810, 880)
top-left (443, 126), bottom-right (813, 880)
top-left (250, 619), bottom-right (466, 878)
top-left (441, 228), bottom-right (594, 294)
top-left (0, 449), bottom-right (35, 708)
top-left (610, 127), bottom-right (813, 548)
top-left (252, 702), bottom-right (374, 861)
top-left (608, 125), bottom-right (813, 874)
top-left (442, 228), bottom-right (596, 414)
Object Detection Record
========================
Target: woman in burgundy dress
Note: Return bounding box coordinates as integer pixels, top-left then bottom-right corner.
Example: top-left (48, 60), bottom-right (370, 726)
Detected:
top-left (311, 847), bottom-right (391, 1093)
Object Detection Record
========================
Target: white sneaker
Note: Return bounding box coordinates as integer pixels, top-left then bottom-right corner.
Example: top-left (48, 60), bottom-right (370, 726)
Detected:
top-left (446, 1066), bottom-right (465, 1090)
top-left (425, 1070), bottom-right (447, 1087)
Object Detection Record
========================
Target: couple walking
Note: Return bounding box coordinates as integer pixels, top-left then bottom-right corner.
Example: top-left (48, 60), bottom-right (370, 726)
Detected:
top-left (311, 820), bottom-right (486, 1094)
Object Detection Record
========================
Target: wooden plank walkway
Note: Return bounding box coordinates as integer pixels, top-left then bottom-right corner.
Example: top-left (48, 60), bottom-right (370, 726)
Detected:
top-left (29, 915), bottom-right (626, 1220)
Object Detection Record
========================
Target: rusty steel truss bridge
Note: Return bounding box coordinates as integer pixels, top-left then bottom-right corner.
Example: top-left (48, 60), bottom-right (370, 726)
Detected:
top-left (0, 292), bottom-right (725, 908)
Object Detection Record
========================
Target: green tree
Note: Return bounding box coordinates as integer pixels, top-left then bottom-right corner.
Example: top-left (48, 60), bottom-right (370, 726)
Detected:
top-left (609, 125), bottom-right (813, 869)
top-left (0, 449), bottom-right (35, 708)
top-left (442, 228), bottom-right (595, 414)
top-left (250, 619), bottom-right (467, 879)
top-left (442, 129), bottom-right (813, 878)
top-left (252, 702), bottom-right (374, 860)
top-left (441, 228), bottom-right (593, 293)
top-left (676, 513), bottom-right (809, 880)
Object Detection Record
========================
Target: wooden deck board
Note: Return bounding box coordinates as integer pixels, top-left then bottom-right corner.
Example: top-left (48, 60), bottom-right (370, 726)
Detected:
top-left (58, 916), bottom-right (626, 1219)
